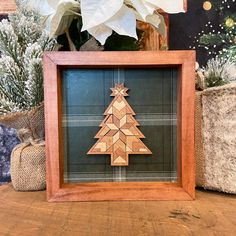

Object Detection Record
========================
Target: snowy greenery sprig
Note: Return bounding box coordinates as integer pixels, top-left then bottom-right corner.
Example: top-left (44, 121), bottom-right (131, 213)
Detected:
top-left (203, 57), bottom-right (236, 88)
top-left (0, 1), bottom-right (56, 115)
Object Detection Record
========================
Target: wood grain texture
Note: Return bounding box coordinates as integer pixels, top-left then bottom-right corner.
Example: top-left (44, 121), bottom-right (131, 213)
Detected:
top-left (0, 185), bottom-right (236, 236)
top-left (180, 54), bottom-right (196, 199)
top-left (43, 51), bottom-right (196, 202)
top-left (43, 56), bottom-right (61, 201)
top-left (44, 51), bottom-right (194, 67)
top-left (137, 14), bottom-right (169, 51)
top-left (137, 0), bottom-right (187, 51)
top-left (0, 0), bottom-right (16, 14)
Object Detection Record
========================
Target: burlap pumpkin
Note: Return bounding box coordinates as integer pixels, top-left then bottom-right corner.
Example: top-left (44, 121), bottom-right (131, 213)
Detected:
top-left (11, 140), bottom-right (46, 191)
top-left (0, 104), bottom-right (46, 191)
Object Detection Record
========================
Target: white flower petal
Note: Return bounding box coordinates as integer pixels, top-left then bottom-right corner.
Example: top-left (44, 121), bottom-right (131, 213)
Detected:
top-left (129, 0), bottom-right (154, 20)
top-left (51, 15), bottom-right (74, 36)
top-left (145, 12), bottom-right (166, 36)
top-left (81, 0), bottom-right (123, 31)
top-left (134, 10), bottom-right (166, 36)
top-left (48, 1), bottom-right (80, 36)
top-left (87, 24), bottom-right (113, 45)
top-left (105, 5), bottom-right (138, 40)
top-left (44, 14), bottom-right (53, 33)
top-left (140, 1), bottom-right (157, 15)
top-left (146, 0), bottom-right (185, 13)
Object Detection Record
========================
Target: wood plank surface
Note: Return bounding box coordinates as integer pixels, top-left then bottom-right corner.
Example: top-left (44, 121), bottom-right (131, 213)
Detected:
top-left (0, 184), bottom-right (236, 236)
top-left (0, 0), bottom-right (16, 14)
top-left (44, 50), bottom-right (194, 66)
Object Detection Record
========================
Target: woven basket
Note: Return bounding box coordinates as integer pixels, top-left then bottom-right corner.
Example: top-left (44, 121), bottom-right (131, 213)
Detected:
top-left (195, 91), bottom-right (205, 186)
top-left (195, 83), bottom-right (236, 194)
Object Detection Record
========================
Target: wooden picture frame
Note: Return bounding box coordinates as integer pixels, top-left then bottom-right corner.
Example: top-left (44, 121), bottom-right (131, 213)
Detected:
top-left (0, 0), bottom-right (16, 14)
top-left (43, 51), bottom-right (195, 202)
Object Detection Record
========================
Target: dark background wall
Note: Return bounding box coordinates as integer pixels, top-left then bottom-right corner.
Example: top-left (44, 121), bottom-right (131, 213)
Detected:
top-left (170, 0), bottom-right (210, 65)
top-left (169, 0), bottom-right (236, 65)
top-left (1, 1), bottom-right (235, 64)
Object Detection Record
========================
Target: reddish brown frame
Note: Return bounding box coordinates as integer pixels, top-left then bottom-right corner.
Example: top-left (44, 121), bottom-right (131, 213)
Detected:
top-left (43, 51), bottom-right (196, 202)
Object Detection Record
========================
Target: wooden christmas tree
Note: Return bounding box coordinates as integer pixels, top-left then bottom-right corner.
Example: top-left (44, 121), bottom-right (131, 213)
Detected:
top-left (87, 84), bottom-right (152, 166)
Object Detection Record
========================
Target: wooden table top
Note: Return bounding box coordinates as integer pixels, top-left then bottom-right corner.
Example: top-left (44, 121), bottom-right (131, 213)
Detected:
top-left (0, 184), bottom-right (235, 235)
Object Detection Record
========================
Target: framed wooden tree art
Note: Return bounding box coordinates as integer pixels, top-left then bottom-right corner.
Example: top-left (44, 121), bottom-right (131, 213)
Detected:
top-left (43, 51), bottom-right (196, 202)
top-left (87, 83), bottom-right (152, 166)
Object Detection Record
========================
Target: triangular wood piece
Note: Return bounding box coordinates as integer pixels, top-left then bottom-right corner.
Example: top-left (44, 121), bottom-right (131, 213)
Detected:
top-left (126, 145), bottom-right (132, 152)
top-left (113, 156), bottom-right (126, 164)
top-left (132, 142), bottom-right (152, 154)
top-left (99, 115), bottom-right (110, 127)
top-left (113, 100), bottom-right (126, 111)
top-left (93, 142), bottom-right (107, 152)
top-left (106, 115), bottom-right (113, 124)
top-left (126, 136), bottom-right (139, 150)
top-left (95, 125), bottom-right (110, 138)
top-left (127, 114), bottom-right (140, 126)
top-left (129, 126), bottom-right (145, 138)
top-left (106, 107), bottom-right (113, 114)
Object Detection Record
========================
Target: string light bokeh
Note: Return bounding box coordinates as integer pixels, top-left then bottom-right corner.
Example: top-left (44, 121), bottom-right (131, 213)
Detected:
top-left (189, 0), bottom-right (236, 60)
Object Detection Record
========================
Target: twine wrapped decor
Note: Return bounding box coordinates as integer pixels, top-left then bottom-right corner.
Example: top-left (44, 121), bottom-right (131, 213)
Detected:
top-left (11, 128), bottom-right (46, 191)
top-left (0, 103), bottom-right (46, 191)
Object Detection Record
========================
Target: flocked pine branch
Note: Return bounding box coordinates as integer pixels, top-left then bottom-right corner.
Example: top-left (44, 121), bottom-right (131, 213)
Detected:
top-left (203, 57), bottom-right (236, 88)
top-left (0, 0), bottom-right (56, 115)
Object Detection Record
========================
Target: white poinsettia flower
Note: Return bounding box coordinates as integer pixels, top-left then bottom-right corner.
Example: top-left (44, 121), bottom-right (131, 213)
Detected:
top-left (125, 0), bottom-right (185, 35)
top-left (29, 0), bottom-right (80, 37)
top-left (31, 0), bottom-right (185, 45)
top-left (81, 0), bottom-right (185, 45)
top-left (125, 0), bottom-right (166, 35)
top-left (81, 0), bottom-right (137, 45)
